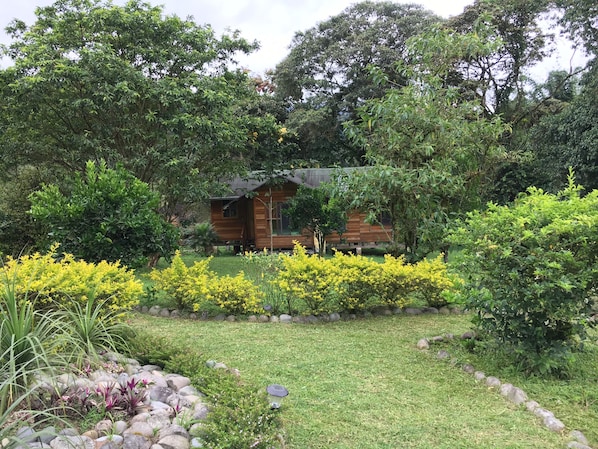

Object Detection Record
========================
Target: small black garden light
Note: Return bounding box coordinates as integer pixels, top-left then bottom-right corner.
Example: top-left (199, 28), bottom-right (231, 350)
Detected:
top-left (266, 384), bottom-right (289, 410)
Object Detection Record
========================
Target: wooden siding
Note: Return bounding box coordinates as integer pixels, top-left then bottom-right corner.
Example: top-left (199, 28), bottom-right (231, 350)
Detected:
top-left (210, 180), bottom-right (390, 250)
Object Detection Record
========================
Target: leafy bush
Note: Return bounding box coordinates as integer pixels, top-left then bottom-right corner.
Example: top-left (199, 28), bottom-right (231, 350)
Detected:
top-left (1, 247), bottom-right (143, 313)
top-left (151, 252), bottom-right (265, 315)
top-left (449, 173), bottom-right (598, 375)
top-left (242, 250), bottom-right (291, 315)
top-left (29, 160), bottom-right (179, 268)
top-left (276, 244), bottom-right (339, 315)
top-left (275, 243), bottom-right (458, 314)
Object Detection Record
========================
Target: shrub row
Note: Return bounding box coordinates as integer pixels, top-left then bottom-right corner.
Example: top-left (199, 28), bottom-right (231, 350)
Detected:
top-left (2, 245), bottom-right (143, 313)
top-left (275, 243), bottom-right (458, 315)
top-left (153, 244), bottom-right (459, 316)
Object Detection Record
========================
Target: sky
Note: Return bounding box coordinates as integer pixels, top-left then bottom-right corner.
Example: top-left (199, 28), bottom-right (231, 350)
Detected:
top-left (0, 0), bottom-right (586, 79)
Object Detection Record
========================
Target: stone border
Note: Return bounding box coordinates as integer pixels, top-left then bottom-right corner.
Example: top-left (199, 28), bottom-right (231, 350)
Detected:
top-left (137, 304), bottom-right (465, 323)
top-left (416, 333), bottom-right (594, 449)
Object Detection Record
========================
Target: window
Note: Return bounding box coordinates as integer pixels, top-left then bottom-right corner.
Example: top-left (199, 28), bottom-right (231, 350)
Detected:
top-left (269, 202), bottom-right (293, 235)
top-left (222, 200), bottom-right (238, 218)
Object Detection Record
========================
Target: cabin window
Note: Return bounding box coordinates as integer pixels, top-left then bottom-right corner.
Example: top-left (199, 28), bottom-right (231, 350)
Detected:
top-left (270, 202), bottom-right (293, 235)
top-left (222, 200), bottom-right (238, 218)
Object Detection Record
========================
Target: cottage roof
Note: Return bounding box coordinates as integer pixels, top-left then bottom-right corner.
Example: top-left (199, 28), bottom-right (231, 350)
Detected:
top-left (212, 168), bottom-right (362, 200)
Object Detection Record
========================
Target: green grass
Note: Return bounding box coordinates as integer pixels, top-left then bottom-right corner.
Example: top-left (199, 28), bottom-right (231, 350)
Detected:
top-left (127, 313), bottom-right (593, 449)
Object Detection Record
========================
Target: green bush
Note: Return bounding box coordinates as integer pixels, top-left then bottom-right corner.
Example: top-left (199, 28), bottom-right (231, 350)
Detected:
top-left (449, 172), bottom-right (598, 375)
top-left (29, 160), bottom-right (179, 268)
top-left (182, 222), bottom-right (220, 255)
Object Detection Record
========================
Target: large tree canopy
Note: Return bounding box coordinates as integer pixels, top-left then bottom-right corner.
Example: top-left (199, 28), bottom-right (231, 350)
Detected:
top-left (0, 0), bottom-right (282, 217)
top-left (273, 1), bottom-right (442, 165)
top-left (339, 22), bottom-right (509, 261)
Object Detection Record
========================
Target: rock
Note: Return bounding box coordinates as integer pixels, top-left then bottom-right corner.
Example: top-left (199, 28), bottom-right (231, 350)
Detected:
top-left (149, 386), bottom-right (176, 403)
top-left (474, 371), bottom-right (486, 382)
top-left (213, 362), bottom-right (227, 370)
top-left (193, 403), bottom-right (210, 421)
top-left (431, 336), bottom-right (444, 343)
top-left (567, 443), bottom-right (592, 449)
top-left (148, 306), bottom-right (161, 316)
top-left (525, 401), bottom-right (540, 412)
top-left (213, 314), bottom-right (226, 321)
top-left (177, 386), bottom-right (199, 397)
top-left (58, 429), bottom-right (79, 437)
top-left (461, 331), bottom-right (475, 340)
top-left (569, 430), bottom-right (589, 445)
top-left (544, 416), bottom-right (565, 433)
top-left (416, 338), bottom-right (429, 350)
top-left (348, 313), bottom-right (357, 320)
top-left (279, 314), bottom-right (292, 323)
top-left (258, 315), bottom-right (270, 323)
top-left (124, 423), bottom-right (155, 439)
top-left (444, 333), bottom-right (454, 340)
top-left (169, 310), bottom-right (181, 318)
top-left (392, 308), bottom-right (402, 315)
top-left (462, 364), bottom-right (475, 374)
top-left (141, 365), bottom-right (162, 372)
top-left (437, 350), bottom-right (450, 360)
top-left (82, 431), bottom-right (98, 440)
top-left (329, 312), bottom-right (341, 322)
top-left (225, 315), bottom-right (236, 322)
top-left (533, 408), bottom-right (554, 420)
top-left (188, 313), bottom-right (197, 320)
top-left (305, 315), bottom-right (319, 324)
top-left (404, 308), bottom-right (422, 315)
top-left (269, 315), bottom-right (279, 323)
top-left (16, 427), bottom-right (36, 444)
top-left (499, 383), bottom-right (514, 397)
top-left (485, 377), bottom-right (501, 388)
top-left (292, 315), bottom-right (306, 323)
top-left (190, 438), bottom-right (203, 449)
top-left (159, 309), bottom-right (171, 318)
top-left (96, 436), bottom-right (123, 449)
top-left (507, 387), bottom-right (528, 405)
top-left (157, 435), bottom-right (189, 449)
top-left (166, 376), bottom-right (191, 392)
top-left (51, 436), bottom-right (95, 449)
top-left (122, 434), bottom-right (152, 449)
top-left (247, 315), bottom-right (257, 322)
top-left (438, 307), bottom-right (450, 315)
top-left (39, 427), bottom-right (57, 445)
top-left (423, 307), bottom-right (439, 314)
top-left (159, 425), bottom-right (189, 440)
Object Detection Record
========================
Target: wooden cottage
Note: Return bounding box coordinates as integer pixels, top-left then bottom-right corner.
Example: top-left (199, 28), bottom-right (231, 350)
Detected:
top-left (209, 168), bottom-right (389, 252)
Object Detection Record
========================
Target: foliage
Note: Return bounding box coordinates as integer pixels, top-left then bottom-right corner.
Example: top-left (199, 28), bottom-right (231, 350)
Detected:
top-left (150, 251), bottom-right (264, 315)
top-left (286, 185), bottom-right (347, 257)
top-left (182, 222), bottom-right (220, 255)
top-left (0, 0), bottom-right (281, 216)
top-left (62, 296), bottom-right (135, 362)
top-left (1, 247), bottom-right (143, 314)
top-left (29, 160), bottom-right (179, 268)
top-left (128, 330), bottom-right (282, 449)
top-left (273, 1), bottom-right (441, 164)
top-left (242, 250), bottom-right (290, 315)
top-left (205, 272), bottom-right (264, 315)
top-left (341, 23), bottom-right (509, 261)
top-left (556, 0), bottom-right (598, 56)
top-left (275, 243), bottom-right (458, 314)
top-left (449, 172), bottom-right (598, 375)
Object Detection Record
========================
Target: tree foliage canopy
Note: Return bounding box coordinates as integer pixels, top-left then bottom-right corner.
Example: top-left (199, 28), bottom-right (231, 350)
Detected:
top-left (0, 0), bottom-right (282, 216)
top-left (339, 23), bottom-right (509, 260)
top-left (273, 1), bottom-right (442, 165)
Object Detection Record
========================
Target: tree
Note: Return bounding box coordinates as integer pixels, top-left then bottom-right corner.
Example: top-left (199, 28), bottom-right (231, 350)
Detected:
top-left (29, 160), bottom-right (179, 268)
top-left (286, 185), bottom-right (347, 257)
top-left (529, 65), bottom-right (598, 192)
top-left (0, 0), bottom-right (282, 218)
top-left (449, 172), bottom-right (598, 375)
top-left (340, 23), bottom-right (509, 261)
top-left (556, 0), bottom-right (598, 56)
top-left (273, 1), bottom-right (442, 165)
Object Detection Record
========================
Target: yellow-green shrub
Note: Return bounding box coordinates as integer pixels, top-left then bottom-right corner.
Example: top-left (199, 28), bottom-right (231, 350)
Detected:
top-left (2, 248), bottom-right (142, 312)
top-left (151, 252), bottom-right (264, 314)
top-left (330, 251), bottom-right (380, 312)
top-left (204, 272), bottom-right (264, 315)
top-left (409, 255), bottom-right (455, 307)
top-left (276, 243), bottom-right (339, 315)
top-left (150, 251), bottom-right (212, 310)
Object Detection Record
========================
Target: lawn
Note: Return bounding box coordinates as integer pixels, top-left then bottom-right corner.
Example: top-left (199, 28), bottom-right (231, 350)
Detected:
top-left (127, 313), bottom-right (593, 449)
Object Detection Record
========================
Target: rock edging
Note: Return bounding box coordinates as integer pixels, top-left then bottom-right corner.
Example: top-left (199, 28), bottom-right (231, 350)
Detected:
top-left (138, 304), bottom-right (465, 323)
top-left (416, 333), bottom-right (594, 449)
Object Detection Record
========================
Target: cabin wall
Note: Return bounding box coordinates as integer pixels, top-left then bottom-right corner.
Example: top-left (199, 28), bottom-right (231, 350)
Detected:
top-left (210, 199), bottom-right (247, 243)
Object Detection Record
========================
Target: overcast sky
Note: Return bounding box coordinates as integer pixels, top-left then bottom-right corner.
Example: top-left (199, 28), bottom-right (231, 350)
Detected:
top-left (0, 0), bottom-right (586, 79)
